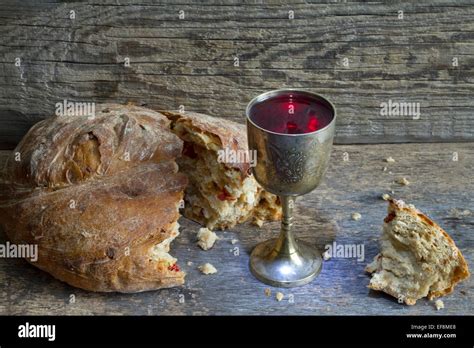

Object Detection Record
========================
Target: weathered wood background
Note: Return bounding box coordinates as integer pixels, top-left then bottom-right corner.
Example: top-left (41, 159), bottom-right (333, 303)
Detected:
top-left (0, 143), bottom-right (473, 315)
top-left (0, 0), bottom-right (473, 148)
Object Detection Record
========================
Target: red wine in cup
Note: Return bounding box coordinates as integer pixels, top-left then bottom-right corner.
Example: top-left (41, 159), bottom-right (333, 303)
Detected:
top-left (249, 93), bottom-right (333, 135)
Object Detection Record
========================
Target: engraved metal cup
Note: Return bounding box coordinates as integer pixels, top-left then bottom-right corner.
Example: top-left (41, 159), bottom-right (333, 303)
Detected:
top-left (246, 89), bottom-right (336, 287)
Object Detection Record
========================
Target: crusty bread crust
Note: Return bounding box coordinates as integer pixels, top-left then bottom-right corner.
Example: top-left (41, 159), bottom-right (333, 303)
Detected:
top-left (366, 199), bottom-right (470, 304)
top-left (160, 110), bottom-right (250, 176)
top-left (0, 104), bottom-right (187, 292)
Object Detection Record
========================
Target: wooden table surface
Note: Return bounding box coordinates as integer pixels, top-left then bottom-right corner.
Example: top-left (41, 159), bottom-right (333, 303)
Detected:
top-left (0, 143), bottom-right (472, 315)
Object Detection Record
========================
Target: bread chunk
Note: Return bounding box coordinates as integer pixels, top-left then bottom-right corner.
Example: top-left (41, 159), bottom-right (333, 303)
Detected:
top-left (161, 110), bottom-right (281, 230)
top-left (366, 199), bottom-right (470, 305)
top-left (197, 227), bottom-right (218, 250)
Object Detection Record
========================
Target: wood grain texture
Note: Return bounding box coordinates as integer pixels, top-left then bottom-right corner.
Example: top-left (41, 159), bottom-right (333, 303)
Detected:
top-left (0, 143), bottom-right (472, 315)
top-left (0, 0), bottom-right (473, 148)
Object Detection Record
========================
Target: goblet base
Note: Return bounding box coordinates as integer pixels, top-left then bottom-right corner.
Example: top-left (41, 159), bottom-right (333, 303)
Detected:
top-left (249, 238), bottom-right (322, 288)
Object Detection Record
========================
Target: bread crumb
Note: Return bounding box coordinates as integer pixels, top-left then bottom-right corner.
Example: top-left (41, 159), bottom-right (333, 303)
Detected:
top-left (351, 212), bottom-right (362, 221)
top-left (382, 166), bottom-right (388, 172)
top-left (253, 218), bottom-right (264, 227)
top-left (382, 193), bottom-right (390, 201)
top-left (434, 299), bottom-right (444, 310)
top-left (197, 227), bottom-right (218, 251)
top-left (231, 239), bottom-right (238, 245)
top-left (385, 157), bottom-right (396, 163)
top-left (198, 263), bottom-right (217, 275)
top-left (264, 288), bottom-right (271, 297)
top-left (275, 292), bottom-right (284, 301)
top-left (187, 261), bottom-right (193, 266)
top-left (396, 177), bottom-right (410, 186)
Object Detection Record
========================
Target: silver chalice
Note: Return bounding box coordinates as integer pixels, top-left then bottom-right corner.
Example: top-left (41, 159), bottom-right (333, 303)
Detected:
top-left (246, 89), bottom-right (336, 287)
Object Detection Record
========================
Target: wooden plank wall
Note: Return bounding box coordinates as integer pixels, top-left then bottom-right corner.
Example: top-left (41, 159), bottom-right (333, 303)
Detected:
top-left (0, 0), bottom-right (473, 148)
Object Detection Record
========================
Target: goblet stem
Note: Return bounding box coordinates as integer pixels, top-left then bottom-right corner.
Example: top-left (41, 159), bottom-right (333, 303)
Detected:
top-left (273, 195), bottom-right (298, 256)
top-left (249, 194), bottom-right (323, 287)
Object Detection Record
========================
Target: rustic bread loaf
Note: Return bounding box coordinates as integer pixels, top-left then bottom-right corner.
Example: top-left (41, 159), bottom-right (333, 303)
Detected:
top-left (366, 199), bottom-right (470, 305)
top-left (0, 104), bottom-right (281, 292)
top-left (0, 104), bottom-right (187, 292)
top-left (161, 110), bottom-right (282, 230)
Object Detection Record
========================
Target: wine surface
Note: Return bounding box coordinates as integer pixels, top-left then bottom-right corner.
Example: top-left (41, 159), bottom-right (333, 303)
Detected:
top-left (248, 93), bottom-right (334, 135)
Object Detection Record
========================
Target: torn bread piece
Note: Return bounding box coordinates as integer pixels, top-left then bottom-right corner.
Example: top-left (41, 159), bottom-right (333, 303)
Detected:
top-left (160, 110), bottom-right (282, 230)
top-left (366, 199), bottom-right (470, 305)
